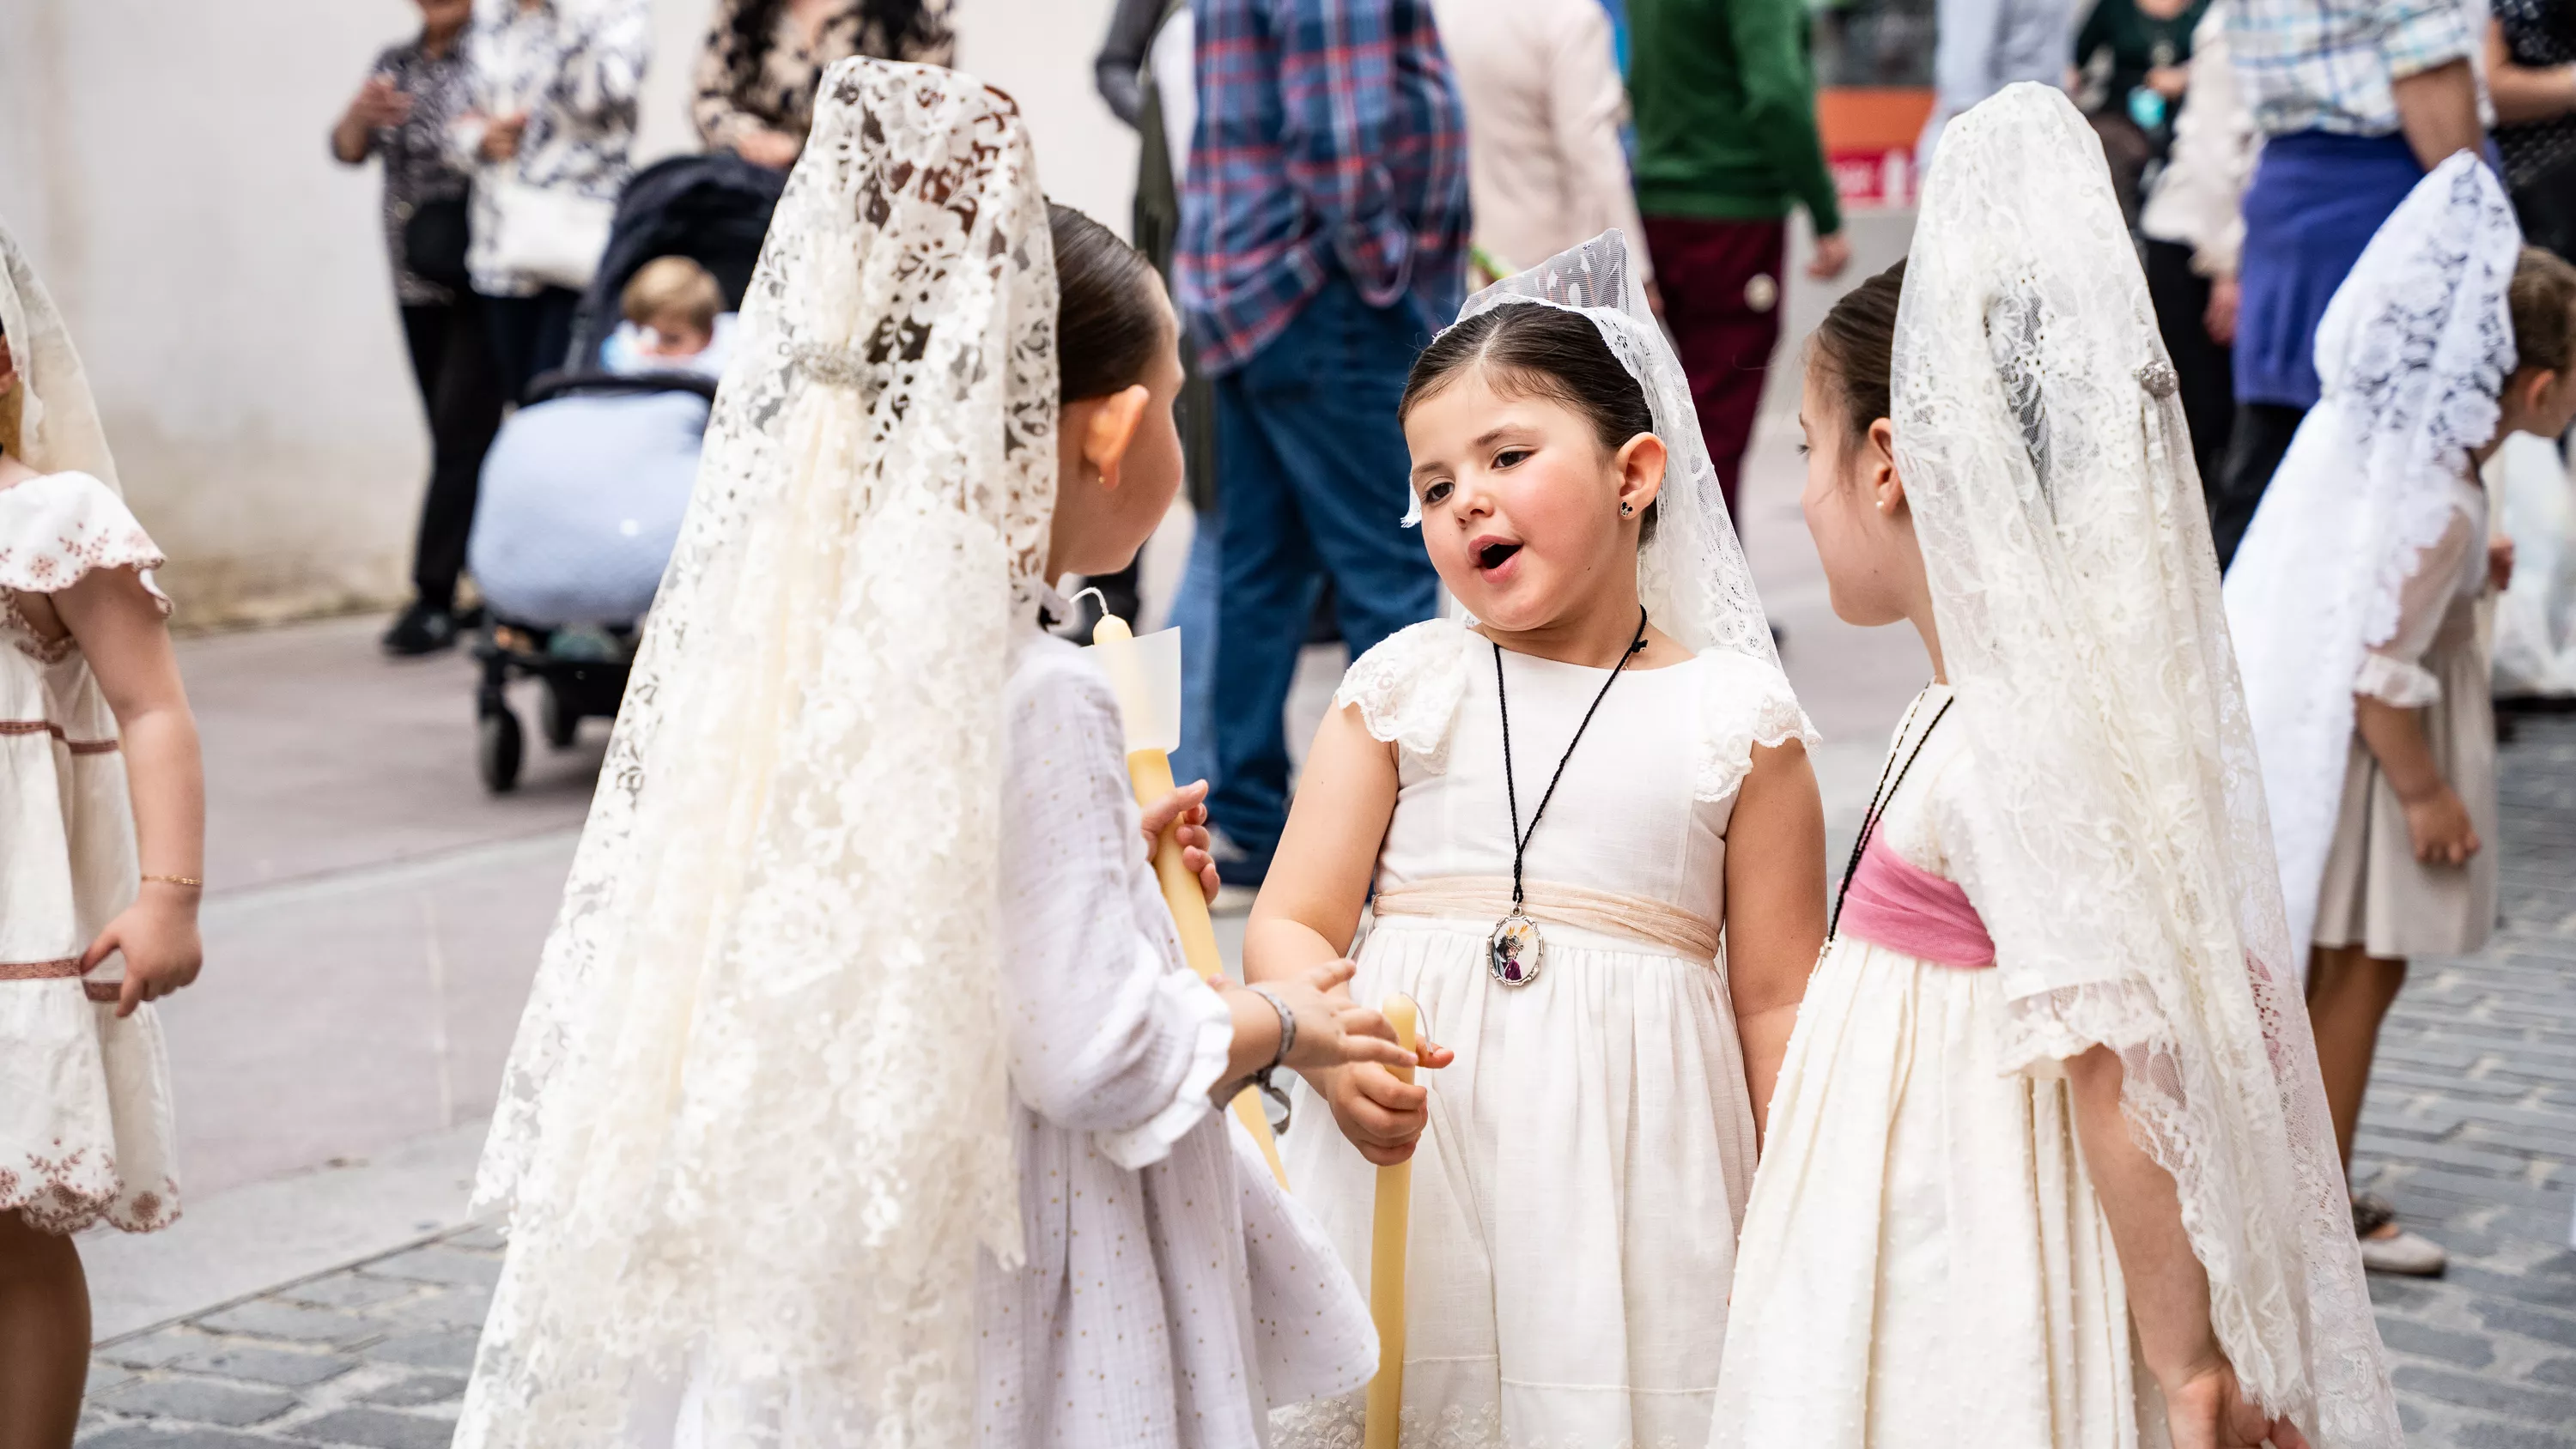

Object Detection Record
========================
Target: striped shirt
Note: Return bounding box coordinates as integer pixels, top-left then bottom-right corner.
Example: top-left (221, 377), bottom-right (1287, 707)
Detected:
top-left (2227, 0), bottom-right (2480, 137)
top-left (1175, 0), bottom-right (1473, 375)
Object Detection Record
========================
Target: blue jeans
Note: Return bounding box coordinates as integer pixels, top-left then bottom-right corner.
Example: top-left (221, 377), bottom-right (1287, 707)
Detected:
top-left (1168, 511), bottom-right (1223, 791)
top-left (1209, 278), bottom-right (1442, 879)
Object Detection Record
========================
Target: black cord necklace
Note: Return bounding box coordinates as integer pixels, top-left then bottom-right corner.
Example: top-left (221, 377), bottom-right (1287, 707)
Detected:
top-left (1487, 605), bottom-right (1651, 986)
top-left (1827, 686), bottom-right (1953, 939)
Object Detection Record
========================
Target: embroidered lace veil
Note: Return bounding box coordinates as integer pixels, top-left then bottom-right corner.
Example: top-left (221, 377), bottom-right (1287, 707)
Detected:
top-left (1410, 229), bottom-right (1782, 667)
top-left (0, 221), bottom-right (120, 490)
top-left (457, 61), bottom-right (1054, 1447)
top-left (2224, 155), bottom-right (2520, 969)
top-left (1897, 85), bottom-right (2398, 1446)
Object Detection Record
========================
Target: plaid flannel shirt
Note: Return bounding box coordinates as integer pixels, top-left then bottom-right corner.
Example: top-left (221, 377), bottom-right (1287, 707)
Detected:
top-left (1176, 0), bottom-right (1473, 375)
top-left (2227, 0), bottom-right (2480, 137)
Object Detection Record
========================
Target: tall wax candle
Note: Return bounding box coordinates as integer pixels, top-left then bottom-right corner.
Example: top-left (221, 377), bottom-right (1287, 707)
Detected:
top-left (1364, 992), bottom-right (1419, 1449)
top-left (1092, 613), bottom-right (1290, 1187)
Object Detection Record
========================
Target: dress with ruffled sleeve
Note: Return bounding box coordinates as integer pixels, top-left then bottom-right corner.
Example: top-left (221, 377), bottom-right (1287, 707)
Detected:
top-left (0, 470), bottom-right (181, 1234)
top-left (1271, 617), bottom-right (1819, 1449)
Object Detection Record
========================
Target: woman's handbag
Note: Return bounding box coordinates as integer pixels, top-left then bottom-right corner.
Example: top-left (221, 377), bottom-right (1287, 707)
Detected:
top-left (483, 173), bottom-right (615, 292)
top-left (401, 191), bottom-right (474, 291)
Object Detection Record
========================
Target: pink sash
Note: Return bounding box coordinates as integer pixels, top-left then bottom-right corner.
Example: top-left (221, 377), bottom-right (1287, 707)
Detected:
top-left (1837, 835), bottom-right (1995, 969)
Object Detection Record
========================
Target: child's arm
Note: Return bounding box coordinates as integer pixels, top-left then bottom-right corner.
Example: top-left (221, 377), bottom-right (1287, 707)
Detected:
top-left (2064, 1047), bottom-right (2312, 1449)
top-left (1721, 739), bottom-right (1827, 1143)
top-left (2353, 502), bottom-right (2482, 865)
top-left (51, 568), bottom-right (204, 1017)
top-left (999, 673), bottom-right (1407, 1166)
top-left (1247, 702), bottom-right (1455, 1166)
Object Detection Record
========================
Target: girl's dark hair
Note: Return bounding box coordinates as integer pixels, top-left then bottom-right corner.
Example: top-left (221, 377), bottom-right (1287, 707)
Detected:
top-left (1050, 202), bottom-right (1166, 402)
top-left (1809, 259), bottom-right (1907, 440)
top-left (2510, 245), bottom-right (2576, 377)
top-left (727, 0), bottom-right (932, 97)
top-left (1397, 302), bottom-right (1654, 453)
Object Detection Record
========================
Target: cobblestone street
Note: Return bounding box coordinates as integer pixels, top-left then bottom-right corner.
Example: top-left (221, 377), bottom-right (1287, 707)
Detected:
top-left (70, 715), bottom-right (2576, 1445)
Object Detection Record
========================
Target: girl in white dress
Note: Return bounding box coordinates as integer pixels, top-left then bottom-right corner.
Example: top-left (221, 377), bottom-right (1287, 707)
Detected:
top-left (456, 61), bottom-right (1402, 1449)
top-left (0, 222), bottom-right (204, 1447)
top-left (1712, 87), bottom-right (2398, 1449)
top-left (2229, 175), bottom-right (2576, 1278)
top-left (1253, 233), bottom-right (1829, 1449)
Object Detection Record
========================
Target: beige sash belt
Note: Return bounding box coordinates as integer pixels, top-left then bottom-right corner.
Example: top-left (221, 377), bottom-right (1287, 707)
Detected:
top-left (1370, 876), bottom-right (1721, 961)
top-left (0, 956), bottom-right (123, 1003)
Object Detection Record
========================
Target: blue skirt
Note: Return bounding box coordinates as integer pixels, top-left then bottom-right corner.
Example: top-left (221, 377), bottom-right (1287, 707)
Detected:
top-left (2234, 130), bottom-right (2423, 409)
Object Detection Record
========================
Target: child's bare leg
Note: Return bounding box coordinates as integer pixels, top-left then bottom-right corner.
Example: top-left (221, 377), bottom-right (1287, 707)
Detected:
top-left (2306, 943), bottom-right (2409, 1174)
top-left (0, 1210), bottom-right (89, 1449)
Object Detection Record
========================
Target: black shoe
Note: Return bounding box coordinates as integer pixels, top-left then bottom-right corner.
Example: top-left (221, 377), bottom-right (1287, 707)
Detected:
top-left (381, 603), bottom-right (459, 657)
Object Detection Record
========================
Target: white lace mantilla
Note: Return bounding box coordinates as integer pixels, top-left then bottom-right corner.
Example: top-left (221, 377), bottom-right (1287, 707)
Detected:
top-left (456, 61), bottom-right (1054, 1449)
top-left (1334, 616), bottom-right (1816, 799)
top-left (2227, 155), bottom-right (2519, 974)
top-left (1893, 86), bottom-right (2400, 1447)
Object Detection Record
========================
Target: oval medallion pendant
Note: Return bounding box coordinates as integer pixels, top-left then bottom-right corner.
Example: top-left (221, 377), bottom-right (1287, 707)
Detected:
top-left (1488, 912), bottom-right (1544, 986)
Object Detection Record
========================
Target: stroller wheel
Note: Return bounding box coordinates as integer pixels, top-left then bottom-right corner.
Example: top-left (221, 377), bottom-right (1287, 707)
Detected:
top-left (480, 707), bottom-right (526, 793)
top-left (541, 680), bottom-right (580, 750)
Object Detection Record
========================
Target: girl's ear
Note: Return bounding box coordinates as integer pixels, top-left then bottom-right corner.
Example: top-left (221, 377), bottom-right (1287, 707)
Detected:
top-left (1613, 432), bottom-right (1669, 516)
top-left (1866, 416), bottom-right (1905, 516)
top-left (1081, 384), bottom-right (1151, 491)
top-left (2524, 367), bottom-right (2563, 420)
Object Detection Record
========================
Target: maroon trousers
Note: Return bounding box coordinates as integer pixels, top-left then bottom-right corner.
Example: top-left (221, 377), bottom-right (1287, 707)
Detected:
top-left (1642, 215), bottom-right (1787, 522)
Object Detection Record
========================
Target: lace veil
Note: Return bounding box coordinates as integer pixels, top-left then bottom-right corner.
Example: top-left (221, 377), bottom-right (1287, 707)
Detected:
top-left (1419, 230), bottom-right (1781, 665)
top-left (1897, 85), bottom-right (2397, 1445)
top-left (2224, 155), bottom-right (2519, 970)
top-left (457, 61), bottom-right (1053, 1447)
top-left (0, 220), bottom-right (120, 492)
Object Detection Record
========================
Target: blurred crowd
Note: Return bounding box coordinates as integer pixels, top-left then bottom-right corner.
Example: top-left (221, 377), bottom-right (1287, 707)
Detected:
top-left (330, 0), bottom-right (2576, 880)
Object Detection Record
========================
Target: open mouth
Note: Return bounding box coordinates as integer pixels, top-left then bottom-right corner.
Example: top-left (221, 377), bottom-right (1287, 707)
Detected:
top-left (1474, 540), bottom-right (1523, 572)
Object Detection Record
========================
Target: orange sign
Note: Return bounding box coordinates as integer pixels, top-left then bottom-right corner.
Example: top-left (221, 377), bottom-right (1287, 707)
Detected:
top-left (1818, 88), bottom-right (1935, 208)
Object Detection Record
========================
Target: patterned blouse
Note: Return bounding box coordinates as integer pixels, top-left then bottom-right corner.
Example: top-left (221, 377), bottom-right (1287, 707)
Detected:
top-left (690, 0), bottom-right (957, 150)
top-left (453, 0), bottom-right (652, 297)
top-left (2494, 0), bottom-right (2576, 191)
top-left (350, 38), bottom-right (476, 306)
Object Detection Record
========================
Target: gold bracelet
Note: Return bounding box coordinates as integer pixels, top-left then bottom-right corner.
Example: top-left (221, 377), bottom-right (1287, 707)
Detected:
top-left (141, 874), bottom-right (203, 888)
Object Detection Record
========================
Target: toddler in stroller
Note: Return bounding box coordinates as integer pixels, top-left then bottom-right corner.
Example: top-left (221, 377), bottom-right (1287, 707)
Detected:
top-left (459, 151), bottom-right (782, 791)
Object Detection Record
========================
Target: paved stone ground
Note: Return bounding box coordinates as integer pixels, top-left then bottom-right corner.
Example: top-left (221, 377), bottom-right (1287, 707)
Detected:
top-left (72, 714), bottom-right (2576, 1445)
top-left (2351, 710), bottom-right (2576, 1448)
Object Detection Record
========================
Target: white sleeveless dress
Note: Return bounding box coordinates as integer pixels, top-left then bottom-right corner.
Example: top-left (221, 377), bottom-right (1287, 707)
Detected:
top-left (1271, 618), bottom-right (1816, 1449)
top-left (0, 470), bottom-right (181, 1234)
top-left (1711, 688), bottom-right (2158, 1449)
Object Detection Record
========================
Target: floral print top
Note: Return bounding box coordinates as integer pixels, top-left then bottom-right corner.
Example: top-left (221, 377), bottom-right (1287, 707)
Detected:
top-left (349, 37), bottom-right (476, 306)
top-left (690, 0), bottom-right (957, 151)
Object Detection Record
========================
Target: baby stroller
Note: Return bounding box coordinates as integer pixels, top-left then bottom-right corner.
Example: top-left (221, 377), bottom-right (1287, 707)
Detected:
top-left (465, 152), bottom-right (784, 792)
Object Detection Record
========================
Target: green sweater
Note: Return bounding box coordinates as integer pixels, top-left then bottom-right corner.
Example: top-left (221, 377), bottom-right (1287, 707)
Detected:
top-left (1629, 0), bottom-right (1844, 235)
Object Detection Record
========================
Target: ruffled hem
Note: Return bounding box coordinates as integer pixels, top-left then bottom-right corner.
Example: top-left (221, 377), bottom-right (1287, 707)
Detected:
top-left (2, 1157), bottom-right (180, 1235)
top-left (1093, 955), bottom-right (1235, 1172)
top-left (2353, 651), bottom-right (2440, 707)
top-left (1693, 651), bottom-right (1822, 803)
top-left (0, 470), bottom-right (170, 616)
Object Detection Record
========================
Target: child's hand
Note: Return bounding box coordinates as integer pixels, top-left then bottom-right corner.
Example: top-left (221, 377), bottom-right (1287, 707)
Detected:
top-left (82, 888), bottom-right (204, 1019)
top-left (2400, 784), bottom-right (2481, 865)
top-left (1285, 962), bottom-right (1456, 1167)
top-left (2161, 1357), bottom-right (2310, 1449)
top-left (1257, 960), bottom-right (1426, 1077)
top-left (2488, 536), bottom-right (2516, 593)
top-left (1140, 779), bottom-right (1219, 904)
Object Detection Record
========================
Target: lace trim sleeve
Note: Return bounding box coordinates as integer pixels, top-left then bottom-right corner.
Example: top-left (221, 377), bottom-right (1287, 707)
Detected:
top-left (1693, 651), bottom-right (1821, 803)
top-left (1331, 617), bottom-right (1476, 770)
top-left (2353, 652), bottom-right (2442, 707)
top-left (0, 472), bottom-right (171, 615)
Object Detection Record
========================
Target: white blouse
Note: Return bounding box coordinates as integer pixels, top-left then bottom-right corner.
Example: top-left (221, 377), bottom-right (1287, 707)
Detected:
top-left (975, 627), bottom-right (1376, 1449)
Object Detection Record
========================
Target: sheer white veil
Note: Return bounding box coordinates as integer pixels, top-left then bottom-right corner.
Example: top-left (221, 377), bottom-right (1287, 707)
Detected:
top-left (458, 61), bottom-right (1054, 1447)
top-left (2225, 155), bottom-right (2520, 971)
top-left (0, 220), bottom-right (121, 492)
top-left (1898, 85), bottom-right (2397, 1446)
top-left (1420, 229), bottom-right (1781, 665)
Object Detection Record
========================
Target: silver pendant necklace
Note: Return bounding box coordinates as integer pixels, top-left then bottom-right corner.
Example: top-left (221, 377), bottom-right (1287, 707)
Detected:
top-left (1488, 606), bottom-right (1650, 987)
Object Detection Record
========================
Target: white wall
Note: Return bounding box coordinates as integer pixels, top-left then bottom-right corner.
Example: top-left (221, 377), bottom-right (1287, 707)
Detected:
top-left (0, 0), bottom-right (1134, 626)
